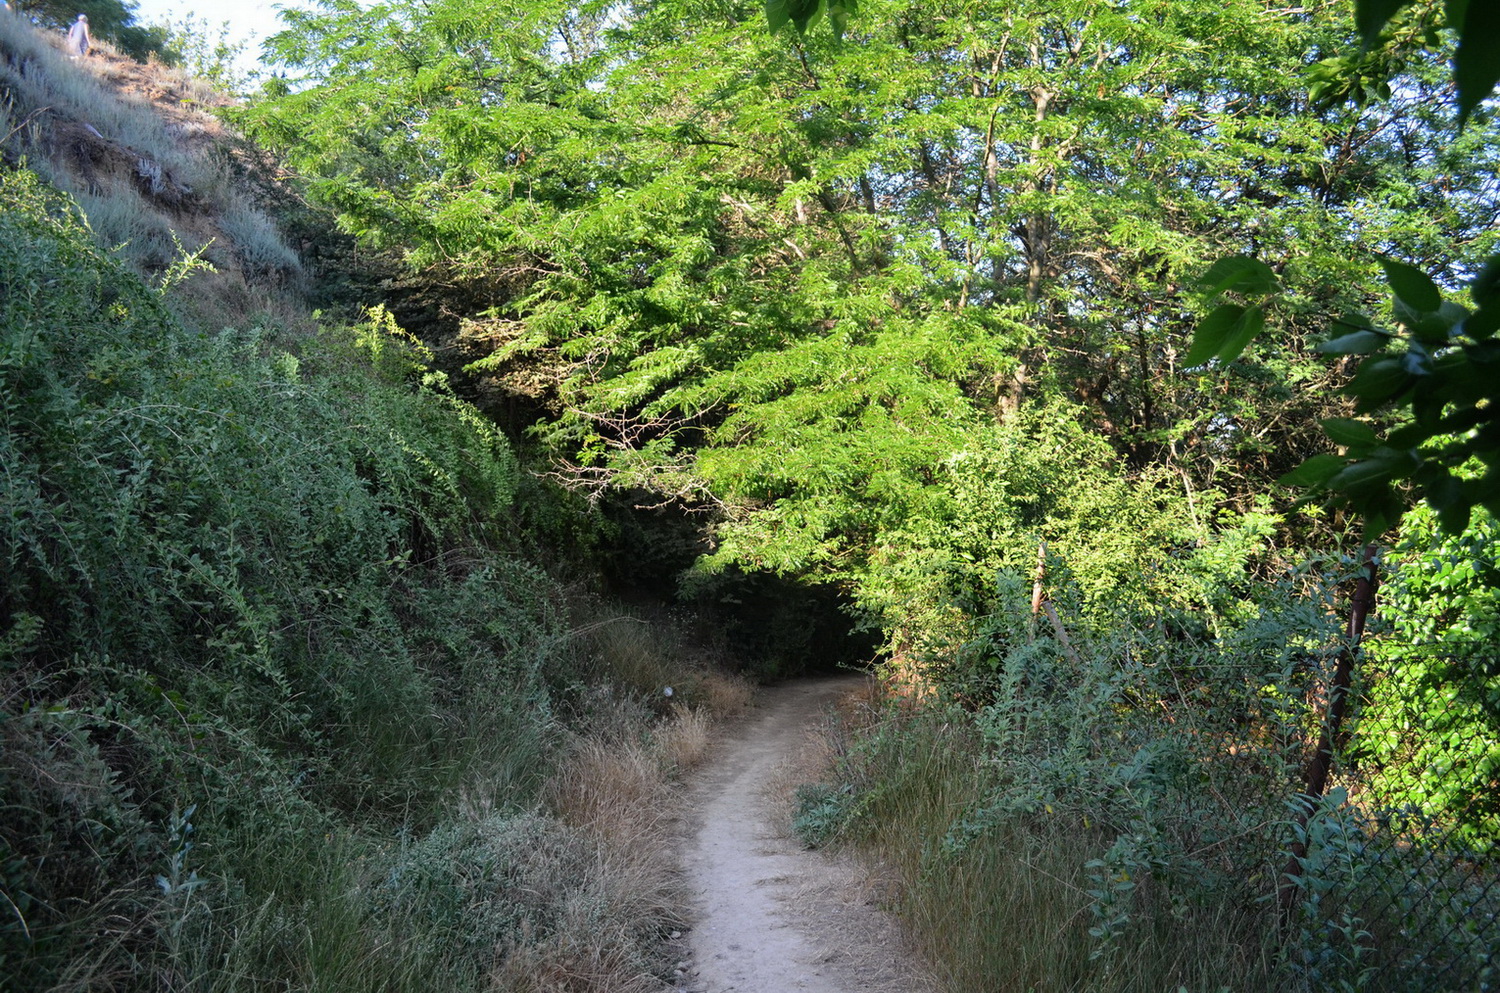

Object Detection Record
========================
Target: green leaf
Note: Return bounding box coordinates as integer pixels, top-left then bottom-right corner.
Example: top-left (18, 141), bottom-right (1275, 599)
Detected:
top-left (1401, 346), bottom-right (1434, 376)
top-left (1355, 0), bottom-right (1412, 47)
top-left (1217, 305), bottom-right (1265, 364)
top-left (1464, 305), bottom-right (1500, 341)
top-left (827, 0), bottom-right (857, 41)
top-left (1439, 499), bottom-right (1472, 534)
top-left (790, 0), bottom-right (824, 34)
top-left (766, 0), bottom-right (792, 33)
top-left (1385, 421), bottom-right (1435, 448)
top-left (1328, 458), bottom-right (1400, 492)
top-left (1360, 488), bottom-right (1403, 538)
top-left (1321, 417), bottom-right (1379, 451)
top-left (1418, 465), bottom-right (1464, 513)
top-left (1185, 304), bottom-right (1266, 368)
top-left (1346, 354), bottom-right (1413, 410)
top-left (1315, 330), bottom-right (1388, 355)
top-left (1279, 453), bottom-right (1346, 489)
top-left (1379, 256), bottom-right (1442, 314)
top-left (1394, 299), bottom-right (1461, 344)
top-left (1471, 253), bottom-right (1500, 310)
top-left (1198, 255), bottom-right (1278, 299)
top-left (1446, 0), bottom-right (1470, 33)
top-left (1455, 0), bottom-right (1500, 125)
top-left (1411, 388), bottom-right (1446, 429)
top-left (1185, 303), bottom-right (1245, 367)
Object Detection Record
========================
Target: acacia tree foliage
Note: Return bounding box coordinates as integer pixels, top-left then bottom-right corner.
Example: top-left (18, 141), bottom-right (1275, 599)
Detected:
top-left (1189, 0), bottom-right (1500, 537)
top-left (246, 0), bottom-right (1496, 595)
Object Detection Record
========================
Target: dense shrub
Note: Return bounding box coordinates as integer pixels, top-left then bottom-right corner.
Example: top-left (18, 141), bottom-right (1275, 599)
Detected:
top-left (0, 168), bottom-right (687, 991)
top-left (796, 397), bottom-right (1497, 991)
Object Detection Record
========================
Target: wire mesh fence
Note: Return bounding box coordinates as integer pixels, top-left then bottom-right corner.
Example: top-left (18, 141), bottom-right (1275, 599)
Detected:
top-left (1284, 648), bottom-right (1499, 992)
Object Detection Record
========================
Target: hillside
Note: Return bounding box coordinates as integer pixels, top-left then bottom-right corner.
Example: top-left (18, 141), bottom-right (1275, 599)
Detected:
top-left (0, 14), bottom-right (753, 992)
top-left (0, 13), bottom-right (303, 324)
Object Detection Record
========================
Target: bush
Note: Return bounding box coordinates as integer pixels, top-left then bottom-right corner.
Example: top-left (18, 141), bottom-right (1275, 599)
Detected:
top-left (0, 168), bottom-right (591, 990)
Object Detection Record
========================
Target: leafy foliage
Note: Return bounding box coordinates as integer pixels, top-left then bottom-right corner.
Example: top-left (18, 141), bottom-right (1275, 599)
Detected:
top-left (247, 0), bottom-right (1500, 599)
top-left (1190, 0), bottom-right (1500, 538)
top-left (0, 167), bottom-right (688, 990)
top-left (765, 0), bottom-right (858, 43)
top-left (1359, 503), bottom-right (1500, 847)
top-left (233, 3), bottom-right (1500, 984)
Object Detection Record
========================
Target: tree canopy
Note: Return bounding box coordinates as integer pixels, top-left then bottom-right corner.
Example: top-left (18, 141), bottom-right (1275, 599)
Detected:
top-left (245, 0), bottom-right (1497, 598)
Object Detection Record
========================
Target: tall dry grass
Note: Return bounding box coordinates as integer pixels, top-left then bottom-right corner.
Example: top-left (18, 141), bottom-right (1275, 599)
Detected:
top-left (0, 12), bottom-right (303, 319)
top-left (519, 702), bottom-right (731, 993)
top-left (808, 701), bottom-right (1281, 993)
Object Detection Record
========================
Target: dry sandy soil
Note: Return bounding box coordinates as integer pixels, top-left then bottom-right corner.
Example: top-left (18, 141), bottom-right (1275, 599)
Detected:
top-left (672, 676), bottom-right (936, 993)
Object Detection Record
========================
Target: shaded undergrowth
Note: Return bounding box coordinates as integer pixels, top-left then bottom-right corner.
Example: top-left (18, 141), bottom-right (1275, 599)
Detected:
top-left (0, 167), bottom-right (748, 992)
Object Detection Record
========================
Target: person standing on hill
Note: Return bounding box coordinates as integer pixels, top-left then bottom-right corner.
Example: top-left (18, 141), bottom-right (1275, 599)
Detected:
top-left (64, 14), bottom-right (90, 57)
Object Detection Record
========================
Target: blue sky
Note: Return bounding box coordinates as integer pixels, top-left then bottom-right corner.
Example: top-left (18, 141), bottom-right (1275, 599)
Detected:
top-left (129, 0), bottom-right (298, 76)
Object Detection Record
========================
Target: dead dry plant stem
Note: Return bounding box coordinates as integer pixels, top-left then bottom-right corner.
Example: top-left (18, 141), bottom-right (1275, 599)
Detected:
top-left (2, 105), bottom-right (49, 146)
top-left (1043, 601), bottom-right (1080, 667)
top-left (1030, 538), bottom-right (1047, 640)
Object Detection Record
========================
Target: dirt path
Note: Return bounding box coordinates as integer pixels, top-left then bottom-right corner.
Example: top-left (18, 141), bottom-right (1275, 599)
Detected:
top-left (673, 676), bottom-right (935, 993)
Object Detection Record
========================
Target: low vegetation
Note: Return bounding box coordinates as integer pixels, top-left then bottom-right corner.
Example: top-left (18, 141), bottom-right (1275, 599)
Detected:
top-left (0, 164), bottom-right (747, 990)
top-left (793, 490), bottom-right (1498, 991)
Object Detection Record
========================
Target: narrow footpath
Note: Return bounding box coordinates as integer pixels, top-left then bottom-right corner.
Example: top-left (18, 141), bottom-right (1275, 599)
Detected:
top-left (673, 676), bottom-right (935, 993)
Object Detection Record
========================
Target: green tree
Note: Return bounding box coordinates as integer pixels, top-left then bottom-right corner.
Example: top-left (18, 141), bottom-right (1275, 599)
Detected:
top-left (1190, 0), bottom-right (1500, 537)
top-left (248, 0), bottom-right (1494, 597)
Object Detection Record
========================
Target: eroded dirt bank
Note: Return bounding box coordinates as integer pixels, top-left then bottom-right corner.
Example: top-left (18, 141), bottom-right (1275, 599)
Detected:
top-left (674, 676), bottom-right (934, 993)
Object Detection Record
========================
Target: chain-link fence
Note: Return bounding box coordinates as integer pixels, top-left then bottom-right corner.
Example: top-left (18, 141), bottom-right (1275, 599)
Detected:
top-left (1283, 647), bottom-right (1499, 992)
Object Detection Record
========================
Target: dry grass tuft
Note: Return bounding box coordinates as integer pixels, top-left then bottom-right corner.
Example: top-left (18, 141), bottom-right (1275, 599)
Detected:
top-left (694, 668), bottom-right (755, 717)
top-left (660, 706), bottom-right (712, 772)
top-left (547, 736), bottom-right (682, 920)
top-left (551, 738), bottom-right (673, 847)
top-left (492, 921), bottom-right (665, 993)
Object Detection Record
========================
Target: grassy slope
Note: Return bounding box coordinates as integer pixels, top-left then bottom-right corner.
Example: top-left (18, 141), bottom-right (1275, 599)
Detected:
top-left (0, 13), bottom-right (301, 325)
top-left (0, 20), bottom-right (750, 992)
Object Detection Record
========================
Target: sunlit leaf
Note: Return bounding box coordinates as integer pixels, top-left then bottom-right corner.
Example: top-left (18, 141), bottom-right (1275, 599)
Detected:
top-left (1379, 256), bottom-right (1442, 313)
